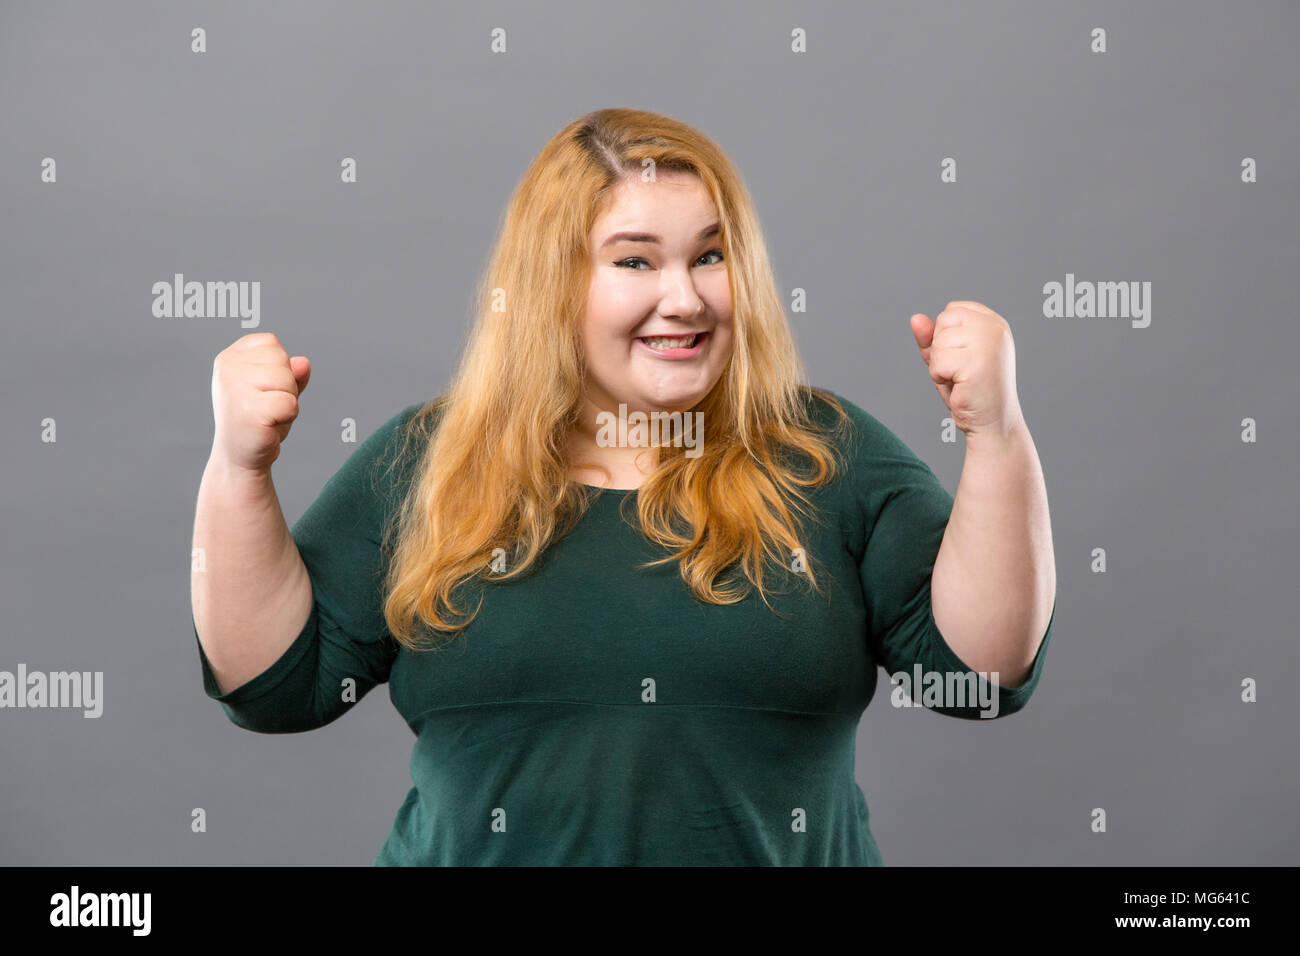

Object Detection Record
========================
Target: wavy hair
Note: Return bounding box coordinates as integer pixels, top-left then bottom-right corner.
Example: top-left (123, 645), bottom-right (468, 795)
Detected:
top-left (381, 107), bottom-right (849, 651)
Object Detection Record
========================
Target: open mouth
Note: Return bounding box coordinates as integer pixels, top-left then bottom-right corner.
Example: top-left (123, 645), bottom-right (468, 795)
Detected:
top-left (638, 331), bottom-right (707, 352)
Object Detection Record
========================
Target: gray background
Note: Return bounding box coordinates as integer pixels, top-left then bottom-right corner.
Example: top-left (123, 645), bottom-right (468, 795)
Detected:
top-left (1, 0), bottom-right (1297, 865)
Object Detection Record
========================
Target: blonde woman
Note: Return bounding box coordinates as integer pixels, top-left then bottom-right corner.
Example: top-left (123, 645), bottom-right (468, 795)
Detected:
top-left (191, 107), bottom-right (1056, 866)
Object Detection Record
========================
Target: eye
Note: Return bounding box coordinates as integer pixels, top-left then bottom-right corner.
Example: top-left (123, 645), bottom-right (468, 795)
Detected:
top-left (613, 250), bottom-right (725, 270)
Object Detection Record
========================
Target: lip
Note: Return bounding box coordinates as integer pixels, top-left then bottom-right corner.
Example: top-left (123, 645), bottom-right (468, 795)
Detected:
top-left (636, 331), bottom-right (709, 360)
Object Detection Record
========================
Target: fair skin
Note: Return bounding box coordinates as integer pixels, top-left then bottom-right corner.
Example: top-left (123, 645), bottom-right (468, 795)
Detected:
top-left (907, 303), bottom-right (1055, 687)
top-left (195, 182), bottom-right (1050, 700)
top-left (566, 176), bottom-right (1052, 688)
top-left (195, 172), bottom-right (735, 695)
top-left (567, 171), bottom-right (734, 489)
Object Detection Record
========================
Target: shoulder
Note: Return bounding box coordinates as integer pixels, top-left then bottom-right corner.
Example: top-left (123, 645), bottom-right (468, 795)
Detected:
top-left (352, 397), bottom-right (447, 500)
top-left (391, 396), bottom-right (445, 435)
top-left (794, 387), bottom-right (952, 551)
top-left (373, 396), bottom-right (448, 456)
top-left (797, 386), bottom-right (918, 464)
top-left (796, 386), bottom-right (949, 520)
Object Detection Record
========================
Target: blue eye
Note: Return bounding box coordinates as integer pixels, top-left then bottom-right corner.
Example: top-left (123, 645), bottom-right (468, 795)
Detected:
top-left (613, 250), bottom-right (725, 270)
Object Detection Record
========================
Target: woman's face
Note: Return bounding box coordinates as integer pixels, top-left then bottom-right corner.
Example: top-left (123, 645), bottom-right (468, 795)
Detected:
top-left (579, 171), bottom-right (733, 415)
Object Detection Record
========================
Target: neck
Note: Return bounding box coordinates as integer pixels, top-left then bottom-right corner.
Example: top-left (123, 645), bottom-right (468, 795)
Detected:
top-left (567, 395), bottom-right (659, 490)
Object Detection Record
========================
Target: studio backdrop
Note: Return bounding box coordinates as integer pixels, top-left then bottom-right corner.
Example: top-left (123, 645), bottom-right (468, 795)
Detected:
top-left (1, 0), bottom-right (1296, 866)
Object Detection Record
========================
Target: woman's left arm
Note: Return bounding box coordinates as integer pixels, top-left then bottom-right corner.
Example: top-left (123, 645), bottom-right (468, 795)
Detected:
top-left (908, 302), bottom-right (1056, 688)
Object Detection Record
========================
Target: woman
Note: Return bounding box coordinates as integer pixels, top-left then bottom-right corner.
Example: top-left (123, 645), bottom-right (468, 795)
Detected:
top-left (191, 107), bottom-right (1056, 865)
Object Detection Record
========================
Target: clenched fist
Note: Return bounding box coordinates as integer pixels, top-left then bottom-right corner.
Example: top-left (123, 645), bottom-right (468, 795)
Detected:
top-left (210, 332), bottom-right (311, 473)
top-left (908, 301), bottom-right (1024, 439)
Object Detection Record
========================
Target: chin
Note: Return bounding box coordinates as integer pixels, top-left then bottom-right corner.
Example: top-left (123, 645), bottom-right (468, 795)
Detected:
top-left (635, 380), bottom-right (714, 411)
top-left (636, 392), bottom-right (705, 413)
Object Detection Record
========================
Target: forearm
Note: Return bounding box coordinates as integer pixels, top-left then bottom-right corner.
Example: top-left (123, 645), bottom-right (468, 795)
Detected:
top-left (190, 454), bottom-right (313, 695)
top-left (930, 418), bottom-right (1056, 687)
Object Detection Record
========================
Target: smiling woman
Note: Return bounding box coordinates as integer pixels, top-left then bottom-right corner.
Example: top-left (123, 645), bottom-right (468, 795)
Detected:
top-left (571, 170), bottom-right (733, 487)
top-left (191, 106), bottom-right (1055, 867)
top-left (381, 109), bottom-right (846, 628)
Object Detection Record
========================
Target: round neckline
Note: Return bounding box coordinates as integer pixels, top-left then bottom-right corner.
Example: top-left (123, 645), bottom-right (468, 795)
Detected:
top-left (579, 483), bottom-right (639, 496)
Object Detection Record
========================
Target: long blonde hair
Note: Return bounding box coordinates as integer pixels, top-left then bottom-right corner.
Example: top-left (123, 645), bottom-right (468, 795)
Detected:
top-left (381, 107), bottom-right (849, 651)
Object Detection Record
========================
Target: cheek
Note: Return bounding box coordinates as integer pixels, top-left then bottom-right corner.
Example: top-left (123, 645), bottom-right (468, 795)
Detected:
top-left (580, 316), bottom-right (632, 375)
top-left (709, 325), bottom-right (736, 375)
top-left (586, 291), bottom-right (648, 350)
top-left (707, 268), bottom-right (732, 306)
top-left (590, 273), bottom-right (647, 316)
top-left (587, 321), bottom-right (636, 363)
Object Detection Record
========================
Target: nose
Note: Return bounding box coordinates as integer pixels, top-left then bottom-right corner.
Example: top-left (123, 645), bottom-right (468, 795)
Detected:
top-left (657, 269), bottom-right (706, 321)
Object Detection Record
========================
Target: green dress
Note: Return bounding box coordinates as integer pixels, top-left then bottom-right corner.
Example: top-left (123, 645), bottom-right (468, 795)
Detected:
top-left (194, 389), bottom-right (1054, 864)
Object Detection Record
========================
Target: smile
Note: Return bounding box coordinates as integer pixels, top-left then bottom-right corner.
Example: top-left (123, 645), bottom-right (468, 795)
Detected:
top-left (637, 331), bottom-right (709, 358)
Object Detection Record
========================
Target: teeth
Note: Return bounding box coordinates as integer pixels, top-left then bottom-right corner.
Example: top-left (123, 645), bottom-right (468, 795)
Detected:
top-left (643, 334), bottom-right (698, 350)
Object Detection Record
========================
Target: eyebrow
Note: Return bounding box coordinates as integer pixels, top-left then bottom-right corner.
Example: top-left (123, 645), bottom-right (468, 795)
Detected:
top-left (599, 222), bottom-right (720, 249)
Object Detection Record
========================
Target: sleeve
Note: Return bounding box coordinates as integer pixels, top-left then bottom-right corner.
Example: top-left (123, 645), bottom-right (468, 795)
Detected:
top-left (837, 394), bottom-right (1055, 720)
top-left (193, 402), bottom-right (428, 734)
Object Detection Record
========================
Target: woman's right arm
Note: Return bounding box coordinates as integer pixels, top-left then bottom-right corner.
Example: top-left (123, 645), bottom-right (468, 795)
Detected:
top-left (191, 332), bottom-right (314, 696)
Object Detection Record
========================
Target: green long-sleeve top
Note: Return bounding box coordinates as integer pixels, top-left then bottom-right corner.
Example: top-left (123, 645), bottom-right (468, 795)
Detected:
top-left (194, 389), bottom-right (1054, 865)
